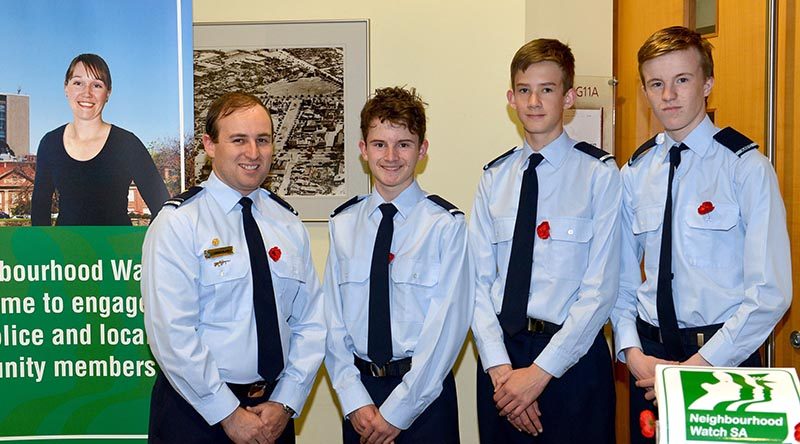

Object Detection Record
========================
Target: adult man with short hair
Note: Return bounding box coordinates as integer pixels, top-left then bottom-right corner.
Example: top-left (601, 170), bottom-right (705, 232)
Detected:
top-left (143, 92), bottom-right (325, 444)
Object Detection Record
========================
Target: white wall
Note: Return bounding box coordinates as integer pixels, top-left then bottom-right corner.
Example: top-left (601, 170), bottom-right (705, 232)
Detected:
top-left (192, 1), bottom-right (611, 442)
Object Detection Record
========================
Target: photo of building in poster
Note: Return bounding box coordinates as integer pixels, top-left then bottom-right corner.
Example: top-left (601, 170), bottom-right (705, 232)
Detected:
top-left (193, 47), bottom-right (346, 196)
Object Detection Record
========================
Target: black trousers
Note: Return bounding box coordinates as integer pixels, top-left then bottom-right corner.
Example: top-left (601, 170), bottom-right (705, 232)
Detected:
top-left (343, 371), bottom-right (460, 444)
top-left (477, 330), bottom-right (615, 444)
top-left (148, 371), bottom-right (295, 443)
top-left (627, 331), bottom-right (762, 444)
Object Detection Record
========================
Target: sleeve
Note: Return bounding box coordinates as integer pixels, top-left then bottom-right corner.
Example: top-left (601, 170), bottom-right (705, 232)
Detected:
top-left (533, 163), bottom-right (623, 377)
top-left (31, 135), bottom-right (55, 226)
top-left (269, 222), bottom-right (326, 416)
top-left (141, 210), bottom-right (240, 425)
top-left (125, 131), bottom-right (170, 219)
top-left (323, 222), bottom-right (374, 417)
top-left (610, 167), bottom-right (646, 362)
top-left (698, 154), bottom-right (792, 366)
top-left (469, 172), bottom-right (512, 370)
top-left (380, 216), bottom-right (473, 430)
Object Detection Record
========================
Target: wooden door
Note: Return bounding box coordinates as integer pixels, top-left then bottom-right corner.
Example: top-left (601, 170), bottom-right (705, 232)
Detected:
top-left (614, 0), bottom-right (798, 441)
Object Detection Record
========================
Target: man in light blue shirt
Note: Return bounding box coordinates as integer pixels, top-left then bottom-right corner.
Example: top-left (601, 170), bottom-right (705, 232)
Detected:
top-left (142, 92), bottom-right (325, 444)
top-left (471, 39), bottom-right (621, 443)
top-left (611, 26), bottom-right (791, 444)
top-left (324, 87), bottom-right (472, 444)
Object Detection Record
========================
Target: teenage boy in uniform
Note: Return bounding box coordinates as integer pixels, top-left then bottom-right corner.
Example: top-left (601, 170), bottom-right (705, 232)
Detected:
top-left (324, 87), bottom-right (472, 444)
top-left (471, 38), bottom-right (621, 443)
top-left (611, 26), bottom-right (791, 444)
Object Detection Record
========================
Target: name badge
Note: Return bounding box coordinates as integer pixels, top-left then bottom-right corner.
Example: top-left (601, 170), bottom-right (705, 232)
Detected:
top-left (204, 246), bottom-right (234, 259)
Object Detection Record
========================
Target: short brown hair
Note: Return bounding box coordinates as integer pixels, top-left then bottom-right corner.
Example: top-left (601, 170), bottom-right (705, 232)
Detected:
top-left (204, 92), bottom-right (273, 142)
top-left (360, 87), bottom-right (427, 143)
top-left (65, 54), bottom-right (112, 90)
top-left (510, 39), bottom-right (575, 91)
top-left (638, 26), bottom-right (714, 84)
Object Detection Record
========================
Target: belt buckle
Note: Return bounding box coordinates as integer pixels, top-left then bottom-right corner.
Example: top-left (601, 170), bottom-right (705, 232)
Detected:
top-left (528, 319), bottom-right (545, 334)
top-left (369, 362), bottom-right (387, 377)
top-left (247, 382), bottom-right (266, 398)
top-left (697, 332), bottom-right (705, 347)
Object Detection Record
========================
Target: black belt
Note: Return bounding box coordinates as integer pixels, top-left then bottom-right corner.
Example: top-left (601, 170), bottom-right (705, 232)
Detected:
top-left (527, 318), bottom-right (562, 335)
top-left (354, 355), bottom-right (412, 378)
top-left (636, 317), bottom-right (722, 347)
top-left (227, 379), bottom-right (278, 399)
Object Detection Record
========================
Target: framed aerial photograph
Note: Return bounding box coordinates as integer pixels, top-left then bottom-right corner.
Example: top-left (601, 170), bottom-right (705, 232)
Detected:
top-left (193, 20), bottom-right (370, 221)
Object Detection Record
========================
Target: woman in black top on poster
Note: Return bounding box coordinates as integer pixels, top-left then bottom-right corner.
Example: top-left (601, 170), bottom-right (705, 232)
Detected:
top-left (31, 54), bottom-right (169, 226)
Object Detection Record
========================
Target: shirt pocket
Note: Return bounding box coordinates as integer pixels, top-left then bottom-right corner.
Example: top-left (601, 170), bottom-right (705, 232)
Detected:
top-left (198, 252), bottom-right (249, 322)
top-left (390, 257), bottom-right (440, 322)
top-left (682, 203), bottom-right (740, 268)
top-left (544, 216), bottom-right (593, 281)
top-left (632, 205), bottom-right (664, 235)
top-left (338, 258), bottom-right (370, 321)
top-left (270, 254), bottom-right (306, 319)
top-left (491, 217), bottom-right (516, 244)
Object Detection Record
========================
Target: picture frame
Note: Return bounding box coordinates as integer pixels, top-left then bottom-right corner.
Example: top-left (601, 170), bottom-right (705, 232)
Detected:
top-left (193, 20), bottom-right (370, 221)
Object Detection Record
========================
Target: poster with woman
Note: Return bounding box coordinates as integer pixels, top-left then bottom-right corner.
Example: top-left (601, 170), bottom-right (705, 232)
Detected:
top-left (0, 1), bottom-right (192, 442)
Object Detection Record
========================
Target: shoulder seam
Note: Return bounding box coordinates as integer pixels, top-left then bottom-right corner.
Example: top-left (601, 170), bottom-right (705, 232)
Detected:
top-left (331, 195), bottom-right (366, 218)
top-left (483, 146), bottom-right (517, 170)
top-left (426, 194), bottom-right (464, 217)
top-left (267, 191), bottom-right (298, 216)
top-left (628, 135), bottom-right (658, 166)
top-left (573, 142), bottom-right (615, 163)
top-left (163, 186), bottom-right (204, 208)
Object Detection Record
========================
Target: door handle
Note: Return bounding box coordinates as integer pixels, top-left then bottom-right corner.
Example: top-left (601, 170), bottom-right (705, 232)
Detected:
top-left (791, 331), bottom-right (800, 349)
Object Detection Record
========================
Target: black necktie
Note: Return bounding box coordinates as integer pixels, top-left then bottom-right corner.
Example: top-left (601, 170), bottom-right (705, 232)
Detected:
top-left (239, 197), bottom-right (283, 381)
top-left (499, 153), bottom-right (545, 337)
top-left (368, 203), bottom-right (398, 366)
top-left (656, 144), bottom-right (689, 360)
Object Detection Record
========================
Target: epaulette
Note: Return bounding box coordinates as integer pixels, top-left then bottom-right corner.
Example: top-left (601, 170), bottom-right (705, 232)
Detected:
top-left (426, 195), bottom-right (464, 217)
top-left (714, 127), bottom-right (759, 157)
top-left (483, 147), bottom-right (517, 170)
top-left (163, 186), bottom-right (204, 208)
top-left (267, 191), bottom-right (298, 216)
top-left (628, 135), bottom-right (659, 166)
top-left (573, 142), bottom-right (614, 163)
top-left (330, 195), bottom-right (366, 218)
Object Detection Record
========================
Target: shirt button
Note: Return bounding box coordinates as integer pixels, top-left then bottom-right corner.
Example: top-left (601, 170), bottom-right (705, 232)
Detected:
top-left (567, 229), bottom-right (574, 235)
top-left (220, 270), bottom-right (225, 276)
top-left (413, 273), bottom-right (418, 279)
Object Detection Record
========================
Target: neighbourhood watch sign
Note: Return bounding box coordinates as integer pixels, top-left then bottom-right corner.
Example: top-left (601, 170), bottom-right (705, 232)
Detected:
top-left (655, 365), bottom-right (800, 443)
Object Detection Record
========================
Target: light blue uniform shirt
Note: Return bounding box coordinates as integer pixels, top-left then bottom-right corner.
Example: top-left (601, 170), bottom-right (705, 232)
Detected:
top-left (142, 172), bottom-right (326, 425)
top-left (324, 181), bottom-right (473, 430)
top-left (611, 116), bottom-right (792, 367)
top-left (470, 131), bottom-right (622, 378)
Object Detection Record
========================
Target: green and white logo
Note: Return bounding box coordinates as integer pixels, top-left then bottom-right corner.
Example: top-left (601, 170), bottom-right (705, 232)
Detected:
top-left (656, 365), bottom-right (800, 444)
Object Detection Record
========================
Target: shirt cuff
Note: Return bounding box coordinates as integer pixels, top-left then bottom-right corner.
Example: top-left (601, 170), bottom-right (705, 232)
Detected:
top-left (697, 331), bottom-right (736, 367)
top-left (533, 344), bottom-right (574, 378)
top-left (476, 340), bottom-right (511, 371)
top-left (613, 322), bottom-right (642, 363)
top-left (337, 379), bottom-right (373, 417)
top-left (380, 401), bottom-right (416, 430)
top-left (270, 377), bottom-right (309, 418)
top-left (196, 385), bottom-right (240, 425)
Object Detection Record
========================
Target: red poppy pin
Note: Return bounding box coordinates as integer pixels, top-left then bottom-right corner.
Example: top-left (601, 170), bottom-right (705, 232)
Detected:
top-left (268, 246), bottom-right (281, 262)
top-left (388, 253), bottom-right (395, 263)
top-left (794, 422), bottom-right (800, 441)
top-left (639, 409), bottom-right (656, 439)
top-left (537, 221), bottom-right (550, 239)
top-left (697, 201), bottom-right (715, 215)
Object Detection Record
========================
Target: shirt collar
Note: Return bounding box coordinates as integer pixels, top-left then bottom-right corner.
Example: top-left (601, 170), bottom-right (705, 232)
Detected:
top-left (203, 172), bottom-right (261, 214)
top-left (520, 130), bottom-right (571, 171)
top-left (659, 115), bottom-right (717, 163)
top-left (365, 180), bottom-right (425, 221)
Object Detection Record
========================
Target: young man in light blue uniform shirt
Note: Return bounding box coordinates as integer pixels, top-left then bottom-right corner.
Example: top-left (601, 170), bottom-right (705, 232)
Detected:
top-left (324, 87), bottom-right (472, 444)
top-left (611, 26), bottom-right (792, 444)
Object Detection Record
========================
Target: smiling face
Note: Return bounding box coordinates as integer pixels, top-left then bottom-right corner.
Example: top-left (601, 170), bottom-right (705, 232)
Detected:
top-left (641, 48), bottom-right (714, 142)
top-left (359, 118), bottom-right (428, 201)
top-left (202, 105), bottom-right (274, 196)
top-left (507, 61), bottom-right (575, 150)
top-left (64, 62), bottom-right (110, 122)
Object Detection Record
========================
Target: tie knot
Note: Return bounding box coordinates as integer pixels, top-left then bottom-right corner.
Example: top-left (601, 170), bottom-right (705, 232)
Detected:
top-left (379, 203), bottom-right (398, 218)
top-left (669, 143), bottom-right (688, 167)
top-left (239, 196), bottom-right (254, 210)
top-left (528, 153), bottom-right (545, 169)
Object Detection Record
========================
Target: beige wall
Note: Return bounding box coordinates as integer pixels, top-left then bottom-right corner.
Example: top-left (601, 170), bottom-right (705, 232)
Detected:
top-left (193, 1), bottom-right (611, 442)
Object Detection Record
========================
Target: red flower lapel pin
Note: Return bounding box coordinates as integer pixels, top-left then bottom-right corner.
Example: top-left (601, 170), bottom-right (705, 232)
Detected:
top-left (388, 253), bottom-right (395, 263)
top-left (268, 246), bottom-right (281, 262)
top-left (639, 409), bottom-right (656, 438)
top-left (697, 201), bottom-right (715, 215)
top-left (537, 221), bottom-right (550, 239)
